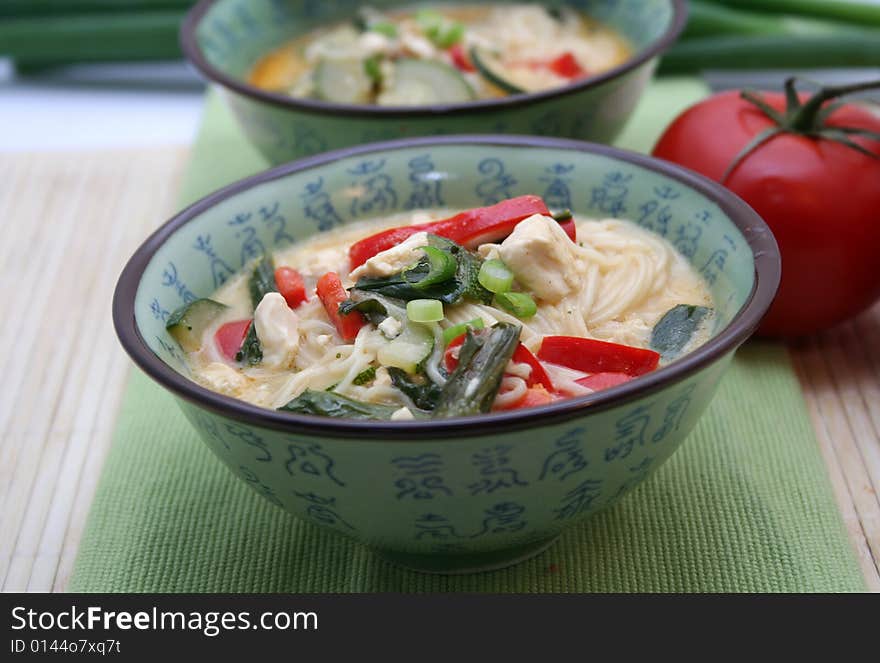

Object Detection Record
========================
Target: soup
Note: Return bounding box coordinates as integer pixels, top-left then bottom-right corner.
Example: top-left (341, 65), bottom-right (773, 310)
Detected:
top-left (165, 196), bottom-right (715, 420)
top-left (248, 4), bottom-right (632, 106)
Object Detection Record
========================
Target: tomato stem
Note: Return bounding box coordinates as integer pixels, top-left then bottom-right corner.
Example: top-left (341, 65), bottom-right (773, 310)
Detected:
top-left (725, 76), bottom-right (880, 183)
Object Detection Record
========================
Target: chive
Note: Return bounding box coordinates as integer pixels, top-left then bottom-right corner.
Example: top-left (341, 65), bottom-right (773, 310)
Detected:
top-left (714, 0), bottom-right (880, 27)
top-left (478, 259), bottom-right (514, 294)
top-left (494, 292), bottom-right (537, 319)
top-left (660, 33), bottom-right (880, 73)
top-left (407, 299), bottom-right (444, 323)
top-left (552, 209), bottom-right (573, 222)
top-left (685, 0), bottom-right (874, 38)
top-left (0, 11), bottom-right (184, 66)
top-left (410, 246), bottom-right (457, 289)
top-left (369, 21), bottom-right (398, 38)
top-left (442, 318), bottom-right (485, 346)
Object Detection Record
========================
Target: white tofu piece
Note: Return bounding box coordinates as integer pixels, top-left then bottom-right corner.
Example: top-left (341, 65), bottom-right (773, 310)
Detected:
top-left (253, 292), bottom-right (301, 369)
top-left (498, 214), bottom-right (586, 303)
top-left (477, 242), bottom-right (502, 261)
top-left (391, 407), bottom-right (415, 421)
top-left (378, 316), bottom-right (403, 339)
top-left (349, 231), bottom-right (428, 280)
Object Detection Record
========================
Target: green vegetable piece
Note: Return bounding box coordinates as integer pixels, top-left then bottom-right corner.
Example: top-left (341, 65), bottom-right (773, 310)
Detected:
top-left (650, 304), bottom-right (712, 360)
top-left (407, 298), bottom-right (444, 323)
top-left (377, 58), bottom-right (475, 105)
top-left (352, 234), bottom-right (488, 304)
top-left (165, 298), bottom-right (228, 353)
top-left (434, 21), bottom-right (464, 48)
top-left (377, 321), bottom-right (434, 373)
top-left (235, 322), bottom-right (262, 365)
top-left (353, 366), bottom-right (377, 386)
top-left (279, 390), bottom-right (398, 420)
top-left (369, 21), bottom-right (398, 38)
top-left (364, 55), bottom-right (383, 83)
top-left (314, 58), bottom-right (373, 104)
top-left (552, 209), bottom-right (573, 222)
top-left (248, 254), bottom-right (277, 309)
top-left (387, 367), bottom-right (443, 411)
top-left (433, 322), bottom-right (522, 418)
top-left (494, 291), bottom-right (538, 319)
top-left (442, 317), bottom-right (485, 345)
top-left (478, 259), bottom-right (514, 293)
top-left (470, 46), bottom-right (526, 95)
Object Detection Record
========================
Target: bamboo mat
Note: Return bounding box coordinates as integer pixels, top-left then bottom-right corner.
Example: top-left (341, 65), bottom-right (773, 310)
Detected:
top-left (0, 146), bottom-right (877, 592)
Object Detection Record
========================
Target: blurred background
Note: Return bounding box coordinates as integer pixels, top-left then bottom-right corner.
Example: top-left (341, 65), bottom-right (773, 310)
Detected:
top-left (1, 0), bottom-right (879, 149)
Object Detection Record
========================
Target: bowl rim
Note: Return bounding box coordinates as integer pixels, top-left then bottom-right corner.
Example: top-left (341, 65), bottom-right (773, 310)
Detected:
top-left (179, 0), bottom-right (688, 118)
top-left (113, 135), bottom-right (780, 440)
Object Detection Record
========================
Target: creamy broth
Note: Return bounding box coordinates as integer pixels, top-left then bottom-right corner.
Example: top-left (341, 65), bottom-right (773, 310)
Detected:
top-left (248, 4), bottom-right (632, 105)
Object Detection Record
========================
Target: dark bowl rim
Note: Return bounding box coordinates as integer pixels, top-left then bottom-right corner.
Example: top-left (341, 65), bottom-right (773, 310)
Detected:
top-left (113, 135), bottom-right (781, 440)
top-left (179, 0), bottom-right (688, 118)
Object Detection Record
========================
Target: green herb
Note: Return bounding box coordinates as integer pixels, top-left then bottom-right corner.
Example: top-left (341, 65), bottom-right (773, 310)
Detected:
top-left (650, 304), bottom-right (712, 360)
top-left (279, 390), bottom-right (398, 420)
top-left (369, 21), bottom-right (398, 38)
top-left (364, 54), bottom-right (383, 83)
top-left (433, 322), bottom-right (521, 418)
top-left (494, 291), bottom-right (537, 319)
top-left (478, 259), bottom-right (514, 294)
top-left (442, 318), bottom-right (485, 346)
top-left (235, 323), bottom-right (262, 365)
top-left (248, 254), bottom-right (277, 308)
top-left (387, 367), bottom-right (443, 411)
top-left (353, 366), bottom-right (377, 386)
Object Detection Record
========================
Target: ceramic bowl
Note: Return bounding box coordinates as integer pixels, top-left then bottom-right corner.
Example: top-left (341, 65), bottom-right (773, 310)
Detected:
top-left (181, 0), bottom-right (688, 165)
top-left (113, 136), bottom-right (779, 573)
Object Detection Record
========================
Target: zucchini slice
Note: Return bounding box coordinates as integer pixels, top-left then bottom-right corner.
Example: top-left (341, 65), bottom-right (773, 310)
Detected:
top-left (377, 321), bottom-right (435, 373)
top-left (378, 58), bottom-right (475, 106)
top-left (314, 58), bottom-right (373, 105)
top-left (165, 298), bottom-right (229, 353)
top-left (470, 47), bottom-right (526, 95)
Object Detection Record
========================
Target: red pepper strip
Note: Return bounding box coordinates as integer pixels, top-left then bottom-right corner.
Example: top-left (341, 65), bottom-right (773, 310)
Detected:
top-left (538, 336), bottom-right (660, 376)
top-left (495, 384), bottom-right (556, 411)
top-left (445, 335), bottom-right (553, 391)
top-left (274, 266), bottom-right (308, 308)
top-left (214, 320), bottom-right (252, 361)
top-left (316, 272), bottom-right (365, 342)
top-left (512, 343), bottom-right (554, 390)
top-left (558, 217), bottom-right (577, 242)
top-left (549, 52), bottom-right (587, 79)
top-left (576, 372), bottom-right (634, 391)
top-left (348, 195), bottom-right (549, 268)
top-left (448, 44), bottom-right (475, 72)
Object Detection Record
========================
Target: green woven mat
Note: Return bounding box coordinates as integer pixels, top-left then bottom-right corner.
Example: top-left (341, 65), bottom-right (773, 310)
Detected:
top-left (70, 80), bottom-right (866, 592)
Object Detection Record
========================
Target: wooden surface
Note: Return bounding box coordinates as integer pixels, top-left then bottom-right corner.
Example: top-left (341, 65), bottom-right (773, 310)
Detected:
top-left (0, 146), bottom-right (878, 592)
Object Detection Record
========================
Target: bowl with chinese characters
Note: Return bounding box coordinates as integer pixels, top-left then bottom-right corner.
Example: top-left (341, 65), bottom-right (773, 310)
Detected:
top-left (180, 0), bottom-right (687, 165)
top-left (113, 135), bottom-right (779, 573)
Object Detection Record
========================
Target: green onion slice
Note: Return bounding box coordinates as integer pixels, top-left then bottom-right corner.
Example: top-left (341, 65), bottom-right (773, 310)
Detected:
top-left (406, 245), bottom-right (457, 289)
top-left (442, 317), bottom-right (485, 345)
top-left (494, 292), bottom-right (537, 319)
top-left (478, 259), bottom-right (514, 293)
top-left (407, 298), bottom-right (445, 323)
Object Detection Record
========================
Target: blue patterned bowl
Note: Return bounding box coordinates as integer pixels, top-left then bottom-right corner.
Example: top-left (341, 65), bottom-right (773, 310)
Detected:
top-left (181, 0), bottom-right (687, 164)
top-left (114, 136), bottom-right (779, 573)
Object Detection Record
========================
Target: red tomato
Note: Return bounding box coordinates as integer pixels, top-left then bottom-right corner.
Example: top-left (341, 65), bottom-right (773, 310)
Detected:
top-left (548, 52), bottom-right (586, 79)
top-left (214, 320), bottom-right (251, 361)
top-left (274, 266), bottom-right (308, 308)
top-left (652, 85), bottom-right (880, 336)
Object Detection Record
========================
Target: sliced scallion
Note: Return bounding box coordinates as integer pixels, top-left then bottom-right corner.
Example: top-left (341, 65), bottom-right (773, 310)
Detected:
top-left (442, 317), bottom-right (485, 345)
top-left (478, 259), bottom-right (514, 293)
top-left (369, 21), bottom-right (398, 38)
top-left (407, 299), bottom-right (444, 323)
top-left (494, 292), bottom-right (537, 319)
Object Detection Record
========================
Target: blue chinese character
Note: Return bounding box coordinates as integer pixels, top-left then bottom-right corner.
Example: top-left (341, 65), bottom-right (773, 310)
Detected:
top-left (285, 442), bottom-right (345, 487)
top-left (540, 427), bottom-right (589, 481)
top-left (468, 445), bottom-right (528, 495)
top-left (391, 454), bottom-right (453, 500)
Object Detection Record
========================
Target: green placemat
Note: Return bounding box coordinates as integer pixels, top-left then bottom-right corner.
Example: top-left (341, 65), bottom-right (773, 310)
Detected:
top-left (70, 80), bottom-right (866, 592)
